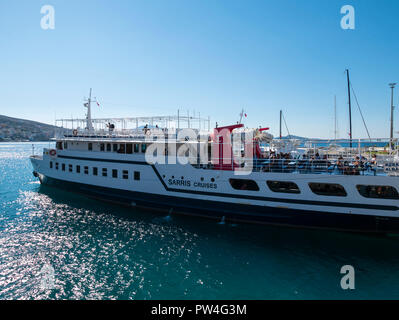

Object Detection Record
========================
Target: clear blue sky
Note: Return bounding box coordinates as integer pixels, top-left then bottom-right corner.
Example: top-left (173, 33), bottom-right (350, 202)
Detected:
top-left (0, 0), bottom-right (398, 138)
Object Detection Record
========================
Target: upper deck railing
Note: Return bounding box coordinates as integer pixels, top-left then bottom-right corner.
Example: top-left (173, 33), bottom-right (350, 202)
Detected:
top-left (55, 114), bottom-right (211, 140)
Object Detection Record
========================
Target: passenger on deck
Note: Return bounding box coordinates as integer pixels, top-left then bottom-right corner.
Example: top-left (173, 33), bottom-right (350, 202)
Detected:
top-left (371, 154), bottom-right (377, 165)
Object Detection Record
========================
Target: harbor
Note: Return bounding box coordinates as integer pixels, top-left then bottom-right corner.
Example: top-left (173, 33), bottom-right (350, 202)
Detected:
top-left (2, 0), bottom-right (399, 304)
top-left (3, 143), bottom-right (399, 299)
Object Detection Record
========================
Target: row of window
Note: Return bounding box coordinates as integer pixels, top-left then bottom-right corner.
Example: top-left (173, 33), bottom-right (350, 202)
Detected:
top-left (58, 141), bottom-right (148, 154)
top-left (229, 178), bottom-right (399, 200)
top-left (97, 143), bottom-right (147, 154)
top-left (50, 161), bottom-right (140, 180)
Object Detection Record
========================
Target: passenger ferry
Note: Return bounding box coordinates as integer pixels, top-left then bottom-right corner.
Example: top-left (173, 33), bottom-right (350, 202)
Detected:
top-left (30, 92), bottom-right (399, 234)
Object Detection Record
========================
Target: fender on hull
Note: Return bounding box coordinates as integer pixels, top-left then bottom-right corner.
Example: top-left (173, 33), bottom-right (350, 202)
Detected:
top-left (38, 175), bottom-right (399, 234)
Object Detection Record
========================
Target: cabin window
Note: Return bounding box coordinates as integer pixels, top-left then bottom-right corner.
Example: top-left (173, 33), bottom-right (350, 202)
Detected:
top-left (88, 143), bottom-right (93, 151)
top-left (309, 183), bottom-right (347, 197)
top-left (267, 181), bottom-right (300, 194)
top-left (134, 144), bottom-right (139, 153)
top-left (357, 185), bottom-right (399, 200)
top-left (50, 161), bottom-right (53, 169)
top-left (126, 144), bottom-right (133, 154)
top-left (64, 142), bottom-right (68, 149)
top-left (100, 143), bottom-right (105, 151)
top-left (93, 167), bottom-right (98, 176)
top-left (141, 144), bottom-right (147, 153)
top-left (112, 169), bottom-right (118, 178)
top-left (102, 168), bottom-right (107, 177)
top-left (134, 171), bottom-right (140, 181)
top-left (76, 165), bottom-right (80, 173)
top-left (55, 163), bottom-right (59, 170)
top-left (229, 179), bottom-right (260, 191)
top-left (113, 144), bottom-right (118, 152)
top-left (84, 166), bottom-right (89, 175)
top-left (107, 143), bottom-right (111, 152)
top-left (123, 170), bottom-right (129, 179)
top-left (118, 144), bottom-right (126, 154)
top-left (56, 142), bottom-right (63, 150)
top-left (62, 163), bottom-right (66, 171)
top-left (69, 164), bottom-right (73, 172)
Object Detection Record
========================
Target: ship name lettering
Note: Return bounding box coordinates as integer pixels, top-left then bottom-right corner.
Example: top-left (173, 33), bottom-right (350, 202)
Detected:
top-left (168, 179), bottom-right (191, 187)
top-left (193, 182), bottom-right (218, 189)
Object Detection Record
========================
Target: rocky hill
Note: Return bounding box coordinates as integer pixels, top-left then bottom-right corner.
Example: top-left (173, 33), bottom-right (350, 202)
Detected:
top-left (0, 115), bottom-right (58, 142)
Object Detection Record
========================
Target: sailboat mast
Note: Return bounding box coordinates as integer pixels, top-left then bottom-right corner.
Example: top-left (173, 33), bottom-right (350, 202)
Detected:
top-left (346, 69), bottom-right (353, 148)
top-left (279, 110), bottom-right (282, 139)
top-left (389, 83), bottom-right (397, 150)
top-left (334, 95), bottom-right (337, 144)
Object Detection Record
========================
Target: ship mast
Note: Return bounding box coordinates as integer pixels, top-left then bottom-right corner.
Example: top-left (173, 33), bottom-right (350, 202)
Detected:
top-left (84, 88), bottom-right (94, 132)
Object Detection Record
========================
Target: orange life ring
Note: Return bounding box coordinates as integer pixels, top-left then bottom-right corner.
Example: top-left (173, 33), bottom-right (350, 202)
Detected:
top-left (49, 149), bottom-right (57, 157)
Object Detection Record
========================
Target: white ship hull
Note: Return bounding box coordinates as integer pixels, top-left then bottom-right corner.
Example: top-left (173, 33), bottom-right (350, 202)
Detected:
top-left (30, 149), bottom-right (399, 234)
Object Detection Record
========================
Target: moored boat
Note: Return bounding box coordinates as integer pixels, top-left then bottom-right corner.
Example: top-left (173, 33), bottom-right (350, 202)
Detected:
top-left (30, 92), bottom-right (399, 234)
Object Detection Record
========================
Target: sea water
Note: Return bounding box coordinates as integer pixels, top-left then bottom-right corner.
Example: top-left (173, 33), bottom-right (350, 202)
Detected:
top-left (1, 142), bottom-right (399, 300)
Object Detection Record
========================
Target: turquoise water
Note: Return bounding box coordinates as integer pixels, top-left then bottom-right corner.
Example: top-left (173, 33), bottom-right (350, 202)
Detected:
top-left (1, 142), bottom-right (399, 300)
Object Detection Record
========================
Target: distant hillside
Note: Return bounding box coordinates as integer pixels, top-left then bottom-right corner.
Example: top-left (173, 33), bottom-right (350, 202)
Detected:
top-left (0, 115), bottom-right (58, 142)
top-left (280, 135), bottom-right (310, 140)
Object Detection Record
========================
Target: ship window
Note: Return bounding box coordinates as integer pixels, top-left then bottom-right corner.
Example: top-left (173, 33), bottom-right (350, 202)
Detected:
top-left (357, 185), bottom-right (399, 200)
top-left (76, 165), bottom-right (80, 173)
top-left (56, 162), bottom-right (59, 170)
top-left (102, 168), bottom-right (107, 177)
top-left (50, 161), bottom-right (53, 169)
top-left (126, 144), bottom-right (133, 154)
top-left (69, 164), bottom-right (73, 172)
top-left (64, 142), bottom-right (68, 149)
top-left (84, 166), bottom-right (89, 175)
top-left (88, 143), bottom-right (93, 151)
top-left (134, 171), bottom-right (140, 181)
top-left (267, 181), bottom-right (300, 194)
top-left (107, 143), bottom-right (111, 152)
top-left (100, 143), bottom-right (105, 151)
top-left (123, 170), bottom-right (129, 179)
top-left (309, 183), bottom-right (347, 197)
top-left (229, 179), bottom-right (259, 191)
top-left (118, 144), bottom-right (126, 154)
top-left (93, 167), bottom-right (98, 176)
top-left (113, 144), bottom-right (118, 152)
top-left (141, 144), bottom-right (147, 153)
top-left (112, 169), bottom-right (118, 178)
top-left (134, 144), bottom-right (139, 153)
top-left (56, 142), bottom-right (62, 150)
top-left (62, 163), bottom-right (66, 171)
